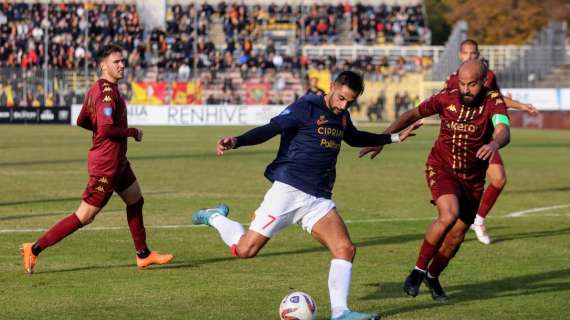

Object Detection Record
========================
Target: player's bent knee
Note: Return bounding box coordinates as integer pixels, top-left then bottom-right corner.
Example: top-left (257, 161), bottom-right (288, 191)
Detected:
top-left (331, 242), bottom-right (356, 260)
top-left (438, 213), bottom-right (458, 227)
top-left (127, 196), bottom-right (144, 211)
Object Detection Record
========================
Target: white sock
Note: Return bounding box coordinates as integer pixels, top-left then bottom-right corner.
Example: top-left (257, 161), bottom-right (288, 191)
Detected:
top-left (209, 213), bottom-right (245, 247)
top-left (329, 259), bottom-right (352, 318)
top-left (474, 214), bottom-right (485, 226)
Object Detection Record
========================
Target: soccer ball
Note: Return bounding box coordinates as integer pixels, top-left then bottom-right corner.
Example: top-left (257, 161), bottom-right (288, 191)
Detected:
top-left (279, 291), bottom-right (317, 320)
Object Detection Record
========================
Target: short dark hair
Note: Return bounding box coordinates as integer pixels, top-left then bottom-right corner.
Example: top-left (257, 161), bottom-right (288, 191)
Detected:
top-left (460, 39), bottom-right (479, 52)
top-left (96, 44), bottom-right (123, 64)
top-left (334, 70), bottom-right (364, 96)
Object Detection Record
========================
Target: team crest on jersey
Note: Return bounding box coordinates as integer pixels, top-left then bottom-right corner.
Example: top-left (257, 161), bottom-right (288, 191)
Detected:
top-left (103, 106), bottom-right (113, 117)
top-left (316, 115), bottom-right (328, 126)
top-left (103, 95), bottom-right (112, 103)
top-left (446, 104), bottom-right (457, 113)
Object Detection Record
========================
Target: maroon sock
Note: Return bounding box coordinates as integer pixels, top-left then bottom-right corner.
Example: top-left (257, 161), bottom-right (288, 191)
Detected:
top-left (127, 197), bottom-right (148, 252)
top-left (415, 239), bottom-right (438, 270)
top-left (477, 184), bottom-right (503, 218)
top-left (34, 213), bottom-right (83, 255)
top-left (428, 252), bottom-right (451, 277)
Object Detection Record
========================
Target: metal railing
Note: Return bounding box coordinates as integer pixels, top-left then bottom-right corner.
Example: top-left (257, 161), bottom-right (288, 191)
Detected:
top-left (302, 45), bottom-right (444, 65)
top-left (496, 21), bottom-right (568, 88)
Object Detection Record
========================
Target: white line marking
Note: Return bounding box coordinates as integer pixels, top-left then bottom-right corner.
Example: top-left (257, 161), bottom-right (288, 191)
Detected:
top-left (505, 204), bottom-right (570, 217)
top-left (2, 207), bottom-right (569, 234)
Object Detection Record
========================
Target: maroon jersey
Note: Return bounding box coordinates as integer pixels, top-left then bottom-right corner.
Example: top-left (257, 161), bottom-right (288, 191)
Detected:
top-left (444, 69), bottom-right (499, 91)
top-left (78, 79), bottom-right (135, 177)
top-left (418, 88), bottom-right (508, 181)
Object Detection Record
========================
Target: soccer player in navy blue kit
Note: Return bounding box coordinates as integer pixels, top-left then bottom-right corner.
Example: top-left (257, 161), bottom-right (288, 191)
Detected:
top-left (192, 71), bottom-right (420, 320)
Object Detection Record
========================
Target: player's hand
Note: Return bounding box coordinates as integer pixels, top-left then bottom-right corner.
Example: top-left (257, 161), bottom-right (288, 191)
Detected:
top-left (476, 141), bottom-right (499, 160)
top-left (399, 120), bottom-right (423, 142)
top-left (217, 136), bottom-right (237, 156)
top-left (134, 128), bottom-right (143, 142)
top-left (359, 146), bottom-right (384, 159)
top-left (523, 103), bottom-right (539, 115)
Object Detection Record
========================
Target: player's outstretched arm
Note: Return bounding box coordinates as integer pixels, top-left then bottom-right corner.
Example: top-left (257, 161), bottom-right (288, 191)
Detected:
top-left (504, 96), bottom-right (539, 115)
top-left (216, 122), bottom-right (281, 156)
top-left (359, 108), bottom-right (424, 159)
top-left (397, 120), bottom-right (423, 142)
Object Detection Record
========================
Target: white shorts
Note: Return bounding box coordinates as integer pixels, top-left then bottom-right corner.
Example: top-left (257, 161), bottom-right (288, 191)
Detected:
top-left (249, 181), bottom-right (336, 238)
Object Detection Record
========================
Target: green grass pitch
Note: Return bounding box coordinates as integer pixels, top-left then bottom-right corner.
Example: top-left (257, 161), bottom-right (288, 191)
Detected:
top-left (0, 124), bottom-right (569, 319)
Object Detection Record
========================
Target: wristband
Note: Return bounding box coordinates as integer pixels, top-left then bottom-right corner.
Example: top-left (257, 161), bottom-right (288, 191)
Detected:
top-left (391, 133), bottom-right (400, 143)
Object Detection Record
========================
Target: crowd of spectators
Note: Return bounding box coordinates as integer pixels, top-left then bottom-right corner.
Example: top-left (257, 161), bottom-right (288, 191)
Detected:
top-left (0, 1), bottom-right (431, 108)
top-left (0, 2), bottom-right (142, 70)
top-left (0, 2), bottom-right (429, 72)
top-left (349, 3), bottom-right (430, 45)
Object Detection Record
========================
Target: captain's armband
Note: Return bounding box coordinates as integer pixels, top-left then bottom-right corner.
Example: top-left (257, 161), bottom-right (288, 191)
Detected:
top-left (491, 114), bottom-right (510, 127)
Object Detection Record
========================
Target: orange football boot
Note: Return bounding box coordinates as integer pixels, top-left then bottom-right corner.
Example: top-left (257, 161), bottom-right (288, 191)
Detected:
top-left (136, 251), bottom-right (174, 269)
top-left (20, 243), bottom-right (37, 274)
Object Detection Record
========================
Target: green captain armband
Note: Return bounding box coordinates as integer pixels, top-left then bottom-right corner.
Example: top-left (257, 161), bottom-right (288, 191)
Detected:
top-left (492, 114), bottom-right (510, 127)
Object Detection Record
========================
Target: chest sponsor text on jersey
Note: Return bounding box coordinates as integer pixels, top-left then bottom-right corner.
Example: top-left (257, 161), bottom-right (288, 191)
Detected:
top-left (445, 120), bottom-right (479, 133)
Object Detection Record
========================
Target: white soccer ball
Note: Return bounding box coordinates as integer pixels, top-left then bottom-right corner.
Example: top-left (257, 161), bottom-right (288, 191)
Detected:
top-left (279, 291), bottom-right (317, 320)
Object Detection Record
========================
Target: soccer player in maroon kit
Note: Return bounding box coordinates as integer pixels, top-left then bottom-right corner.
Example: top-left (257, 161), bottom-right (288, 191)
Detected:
top-left (376, 60), bottom-right (510, 301)
top-left (20, 44), bottom-right (174, 274)
top-left (443, 39), bottom-right (538, 244)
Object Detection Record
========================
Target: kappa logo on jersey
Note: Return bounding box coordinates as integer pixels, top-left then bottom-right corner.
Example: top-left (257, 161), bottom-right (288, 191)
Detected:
top-left (96, 186), bottom-right (105, 192)
top-left (341, 115), bottom-right (347, 129)
top-left (316, 115), bottom-right (328, 126)
top-left (488, 91), bottom-right (500, 99)
top-left (102, 95), bottom-right (112, 103)
top-left (446, 104), bottom-right (457, 113)
top-left (103, 87), bottom-right (112, 92)
top-left (103, 107), bottom-right (113, 117)
top-left (98, 177), bottom-right (109, 184)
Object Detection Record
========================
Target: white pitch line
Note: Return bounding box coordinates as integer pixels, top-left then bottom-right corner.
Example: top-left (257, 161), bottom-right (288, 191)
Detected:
top-left (505, 204), bottom-right (570, 217)
top-left (1, 205), bottom-right (569, 234)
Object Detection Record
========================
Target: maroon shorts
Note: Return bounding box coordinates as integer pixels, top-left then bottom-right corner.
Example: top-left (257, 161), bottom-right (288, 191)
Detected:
top-left (489, 151), bottom-right (503, 165)
top-left (82, 162), bottom-right (137, 208)
top-left (425, 165), bottom-right (484, 225)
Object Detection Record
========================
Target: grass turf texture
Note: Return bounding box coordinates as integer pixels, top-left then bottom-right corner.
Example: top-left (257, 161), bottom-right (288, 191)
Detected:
top-left (0, 124), bottom-right (569, 319)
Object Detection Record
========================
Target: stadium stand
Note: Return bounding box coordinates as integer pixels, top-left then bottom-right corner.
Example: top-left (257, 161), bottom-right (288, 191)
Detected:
top-left (0, 0), bottom-right (568, 122)
top-left (0, 0), bottom-right (432, 111)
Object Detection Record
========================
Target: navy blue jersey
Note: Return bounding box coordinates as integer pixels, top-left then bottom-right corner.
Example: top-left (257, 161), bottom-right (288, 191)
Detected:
top-left (266, 94), bottom-right (385, 199)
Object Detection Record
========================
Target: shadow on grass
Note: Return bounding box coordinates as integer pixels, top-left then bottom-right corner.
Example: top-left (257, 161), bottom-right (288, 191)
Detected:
top-left (0, 191), bottom-right (170, 218)
top-left (33, 228), bottom-right (570, 274)
top-left (363, 268), bottom-right (570, 317)
top-left (35, 233), bottom-right (425, 274)
top-left (491, 227), bottom-right (570, 244)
